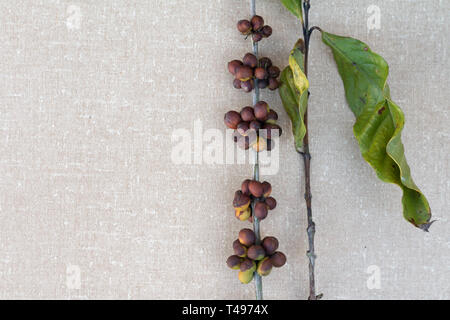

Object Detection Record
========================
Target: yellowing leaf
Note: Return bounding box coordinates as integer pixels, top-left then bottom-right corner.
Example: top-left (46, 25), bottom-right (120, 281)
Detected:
top-left (322, 31), bottom-right (432, 230)
top-left (279, 39), bottom-right (309, 150)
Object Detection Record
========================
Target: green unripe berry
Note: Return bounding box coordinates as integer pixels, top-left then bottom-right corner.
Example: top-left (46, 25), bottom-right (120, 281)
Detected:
top-left (238, 269), bottom-right (254, 284)
top-left (235, 207), bottom-right (251, 221)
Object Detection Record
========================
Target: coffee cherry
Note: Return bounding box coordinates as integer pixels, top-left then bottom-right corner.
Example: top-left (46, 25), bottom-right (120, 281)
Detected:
top-left (261, 25), bottom-right (272, 38)
top-left (248, 245), bottom-right (266, 260)
top-left (241, 179), bottom-right (251, 196)
top-left (258, 57), bottom-right (272, 69)
top-left (228, 60), bottom-right (243, 75)
top-left (261, 181), bottom-right (272, 197)
top-left (227, 255), bottom-right (242, 270)
top-left (270, 251), bottom-right (287, 267)
top-left (243, 53), bottom-right (258, 68)
top-left (249, 180), bottom-right (263, 197)
top-left (239, 228), bottom-right (256, 247)
top-left (254, 101), bottom-right (270, 121)
top-left (236, 65), bottom-right (253, 81)
top-left (252, 32), bottom-right (263, 43)
top-left (233, 190), bottom-right (251, 211)
top-left (261, 123), bottom-right (282, 139)
top-left (237, 19), bottom-right (252, 34)
top-left (238, 269), bottom-right (254, 284)
top-left (235, 207), bottom-right (251, 221)
top-left (240, 106), bottom-right (255, 122)
top-left (266, 139), bottom-right (275, 151)
top-left (257, 79), bottom-right (269, 89)
top-left (265, 197), bottom-right (277, 210)
top-left (268, 66), bottom-right (280, 78)
top-left (249, 120), bottom-right (262, 131)
top-left (266, 110), bottom-right (278, 124)
top-left (262, 236), bottom-right (279, 255)
top-left (250, 15), bottom-right (264, 31)
top-left (224, 111), bottom-right (242, 129)
top-left (254, 201), bottom-right (268, 220)
top-left (237, 121), bottom-right (250, 136)
top-left (241, 80), bottom-right (254, 93)
top-left (257, 257), bottom-right (273, 276)
top-left (233, 239), bottom-right (247, 257)
top-left (240, 258), bottom-right (256, 272)
top-left (268, 77), bottom-right (279, 90)
top-left (233, 79), bottom-right (242, 89)
top-left (254, 67), bottom-right (268, 80)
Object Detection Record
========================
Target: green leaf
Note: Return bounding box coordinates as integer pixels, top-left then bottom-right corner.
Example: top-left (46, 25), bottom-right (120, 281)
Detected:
top-left (322, 31), bottom-right (432, 230)
top-left (280, 0), bottom-right (303, 22)
top-left (279, 39), bottom-right (309, 150)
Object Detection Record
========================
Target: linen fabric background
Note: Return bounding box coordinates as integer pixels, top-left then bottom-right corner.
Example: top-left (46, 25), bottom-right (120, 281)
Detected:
top-left (0, 0), bottom-right (448, 299)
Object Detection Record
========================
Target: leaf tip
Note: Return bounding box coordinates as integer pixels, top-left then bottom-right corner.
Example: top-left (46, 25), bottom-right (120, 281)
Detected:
top-left (408, 216), bottom-right (435, 232)
top-left (418, 219), bottom-right (436, 232)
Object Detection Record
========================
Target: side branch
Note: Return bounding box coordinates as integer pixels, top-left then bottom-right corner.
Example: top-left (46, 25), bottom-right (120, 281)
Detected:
top-left (301, 0), bottom-right (320, 301)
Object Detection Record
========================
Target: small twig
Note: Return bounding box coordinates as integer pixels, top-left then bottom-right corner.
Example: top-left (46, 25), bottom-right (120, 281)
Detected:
top-left (250, 0), bottom-right (263, 301)
top-left (301, 0), bottom-right (320, 301)
top-left (308, 26), bottom-right (322, 38)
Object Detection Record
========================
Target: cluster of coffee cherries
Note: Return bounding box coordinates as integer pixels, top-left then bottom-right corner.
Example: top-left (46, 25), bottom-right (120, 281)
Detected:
top-left (227, 228), bottom-right (286, 283)
top-left (233, 179), bottom-right (277, 222)
top-left (228, 54), bottom-right (280, 92)
top-left (224, 101), bottom-right (282, 151)
top-left (237, 15), bottom-right (272, 43)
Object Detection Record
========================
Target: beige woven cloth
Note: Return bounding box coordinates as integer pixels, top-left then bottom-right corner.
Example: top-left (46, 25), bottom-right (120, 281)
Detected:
top-left (0, 0), bottom-right (448, 299)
